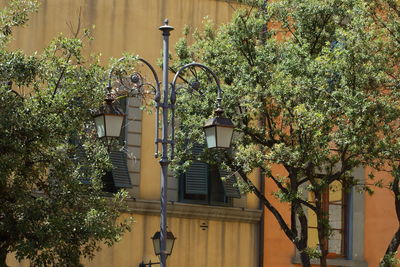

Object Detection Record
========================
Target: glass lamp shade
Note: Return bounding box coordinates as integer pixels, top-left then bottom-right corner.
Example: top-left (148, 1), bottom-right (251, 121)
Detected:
top-left (94, 114), bottom-right (124, 138)
top-left (93, 97), bottom-right (125, 138)
top-left (203, 114), bottom-right (234, 149)
top-left (151, 231), bottom-right (176, 258)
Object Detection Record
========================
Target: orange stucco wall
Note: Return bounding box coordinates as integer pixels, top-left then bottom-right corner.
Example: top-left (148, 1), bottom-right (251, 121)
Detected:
top-left (364, 166), bottom-right (399, 266)
top-left (263, 165), bottom-right (294, 267)
top-left (5, 1), bottom-right (263, 267)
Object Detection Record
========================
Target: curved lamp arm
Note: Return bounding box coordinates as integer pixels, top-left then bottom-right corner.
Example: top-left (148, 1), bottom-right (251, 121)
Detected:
top-left (107, 57), bottom-right (126, 90)
top-left (135, 57), bottom-right (162, 157)
top-left (107, 57), bottom-right (161, 98)
top-left (136, 58), bottom-right (161, 101)
top-left (169, 62), bottom-right (223, 159)
top-left (170, 62), bottom-right (222, 109)
top-left (107, 56), bottom-right (162, 156)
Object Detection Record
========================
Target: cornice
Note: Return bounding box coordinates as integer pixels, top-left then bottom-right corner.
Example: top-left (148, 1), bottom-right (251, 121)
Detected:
top-left (124, 199), bottom-right (262, 224)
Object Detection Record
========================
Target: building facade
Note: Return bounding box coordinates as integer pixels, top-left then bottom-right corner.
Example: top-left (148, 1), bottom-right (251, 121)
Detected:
top-left (7, 1), bottom-right (262, 267)
top-left (6, 0), bottom-right (399, 267)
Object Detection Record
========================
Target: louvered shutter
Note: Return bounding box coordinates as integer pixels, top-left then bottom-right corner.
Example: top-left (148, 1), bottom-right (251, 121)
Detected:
top-left (109, 151), bottom-right (132, 188)
top-left (73, 145), bottom-right (91, 184)
top-left (219, 168), bottom-right (241, 198)
top-left (185, 144), bottom-right (208, 195)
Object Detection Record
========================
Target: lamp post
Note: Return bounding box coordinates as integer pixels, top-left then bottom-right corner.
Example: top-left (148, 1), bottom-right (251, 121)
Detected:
top-left (101, 19), bottom-right (234, 267)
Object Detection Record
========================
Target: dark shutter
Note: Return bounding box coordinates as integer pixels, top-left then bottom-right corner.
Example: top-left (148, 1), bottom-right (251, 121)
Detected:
top-left (219, 168), bottom-right (241, 198)
top-left (185, 162), bottom-right (208, 194)
top-left (109, 151), bottom-right (132, 188)
top-left (70, 138), bottom-right (131, 190)
top-left (185, 144), bottom-right (208, 195)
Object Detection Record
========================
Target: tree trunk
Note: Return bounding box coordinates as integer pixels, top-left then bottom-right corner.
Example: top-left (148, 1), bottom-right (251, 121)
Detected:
top-left (296, 224), bottom-right (311, 267)
top-left (381, 226), bottom-right (400, 266)
top-left (294, 225), bottom-right (312, 267)
top-left (295, 201), bottom-right (311, 267)
top-left (0, 248), bottom-right (9, 267)
top-left (299, 250), bottom-right (311, 267)
top-left (317, 219), bottom-right (328, 267)
top-left (315, 191), bottom-right (328, 267)
top-left (237, 169), bottom-right (312, 267)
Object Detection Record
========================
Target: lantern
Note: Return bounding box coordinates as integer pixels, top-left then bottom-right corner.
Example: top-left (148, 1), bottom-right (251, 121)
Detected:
top-left (151, 231), bottom-right (176, 258)
top-left (203, 108), bottom-right (234, 149)
top-left (93, 95), bottom-right (125, 138)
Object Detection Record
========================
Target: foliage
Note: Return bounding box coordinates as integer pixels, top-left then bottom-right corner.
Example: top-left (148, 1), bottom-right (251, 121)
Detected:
top-left (368, 0), bottom-right (400, 264)
top-left (0, 1), bottom-right (132, 266)
top-left (171, 0), bottom-right (400, 266)
top-left (380, 252), bottom-right (400, 267)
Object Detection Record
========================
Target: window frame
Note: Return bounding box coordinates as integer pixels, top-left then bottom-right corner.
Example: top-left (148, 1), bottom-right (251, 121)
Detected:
top-left (178, 164), bottom-right (234, 207)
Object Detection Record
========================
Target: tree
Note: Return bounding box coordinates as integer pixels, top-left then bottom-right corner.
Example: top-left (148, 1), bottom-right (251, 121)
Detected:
top-left (171, 0), bottom-right (399, 266)
top-left (367, 1), bottom-right (400, 265)
top-left (0, 1), bottom-right (132, 266)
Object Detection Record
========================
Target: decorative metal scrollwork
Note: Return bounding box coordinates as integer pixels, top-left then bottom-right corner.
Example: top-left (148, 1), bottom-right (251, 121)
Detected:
top-left (107, 57), bottom-right (159, 100)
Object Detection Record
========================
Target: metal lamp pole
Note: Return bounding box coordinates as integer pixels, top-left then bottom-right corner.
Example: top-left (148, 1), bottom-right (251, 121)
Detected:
top-left (156, 21), bottom-right (229, 267)
top-left (158, 20), bottom-right (174, 267)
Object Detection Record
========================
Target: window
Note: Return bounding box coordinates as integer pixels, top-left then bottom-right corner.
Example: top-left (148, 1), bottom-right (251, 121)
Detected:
top-left (308, 181), bottom-right (348, 258)
top-left (73, 146), bottom-right (132, 192)
top-left (178, 144), bottom-right (241, 206)
top-left (293, 167), bottom-right (367, 265)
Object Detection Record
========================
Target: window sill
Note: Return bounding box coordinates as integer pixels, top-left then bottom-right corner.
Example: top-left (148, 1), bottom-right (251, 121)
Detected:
top-left (292, 256), bottom-right (367, 267)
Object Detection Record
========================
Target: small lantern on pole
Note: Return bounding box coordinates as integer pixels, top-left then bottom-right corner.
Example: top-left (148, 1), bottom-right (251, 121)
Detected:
top-left (203, 108), bottom-right (234, 149)
top-left (93, 94), bottom-right (125, 138)
top-left (151, 231), bottom-right (176, 258)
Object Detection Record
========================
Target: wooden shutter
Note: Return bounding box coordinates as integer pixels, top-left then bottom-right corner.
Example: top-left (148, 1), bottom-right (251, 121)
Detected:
top-left (109, 151), bottom-right (132, 189)
top-left (185, 144), bottom-right (208, 195)
top-left (219, 168), bottom-right (241, 198)
top-left (185, 162), bottom-right (208, 194)
top-left (70, 139), bottom-right (131, 189)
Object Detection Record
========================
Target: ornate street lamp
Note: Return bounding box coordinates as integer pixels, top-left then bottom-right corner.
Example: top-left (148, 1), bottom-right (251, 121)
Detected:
top-left (93, 93), bottom-right (124, 138)
top-left (103, 20), bottom-right (234, 267)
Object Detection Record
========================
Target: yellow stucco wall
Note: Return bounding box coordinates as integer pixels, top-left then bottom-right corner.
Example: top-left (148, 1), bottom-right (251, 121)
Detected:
top-left (8, 0), bottom-right (260, 202)
top-left (5, 1), bottom-right (262, 267)
top-left (7, 211), bottom-right (260, 267)
top-left (8, 0), bottom-right (240, 200)
top-left (7, 204), bottom-right (259, 267)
